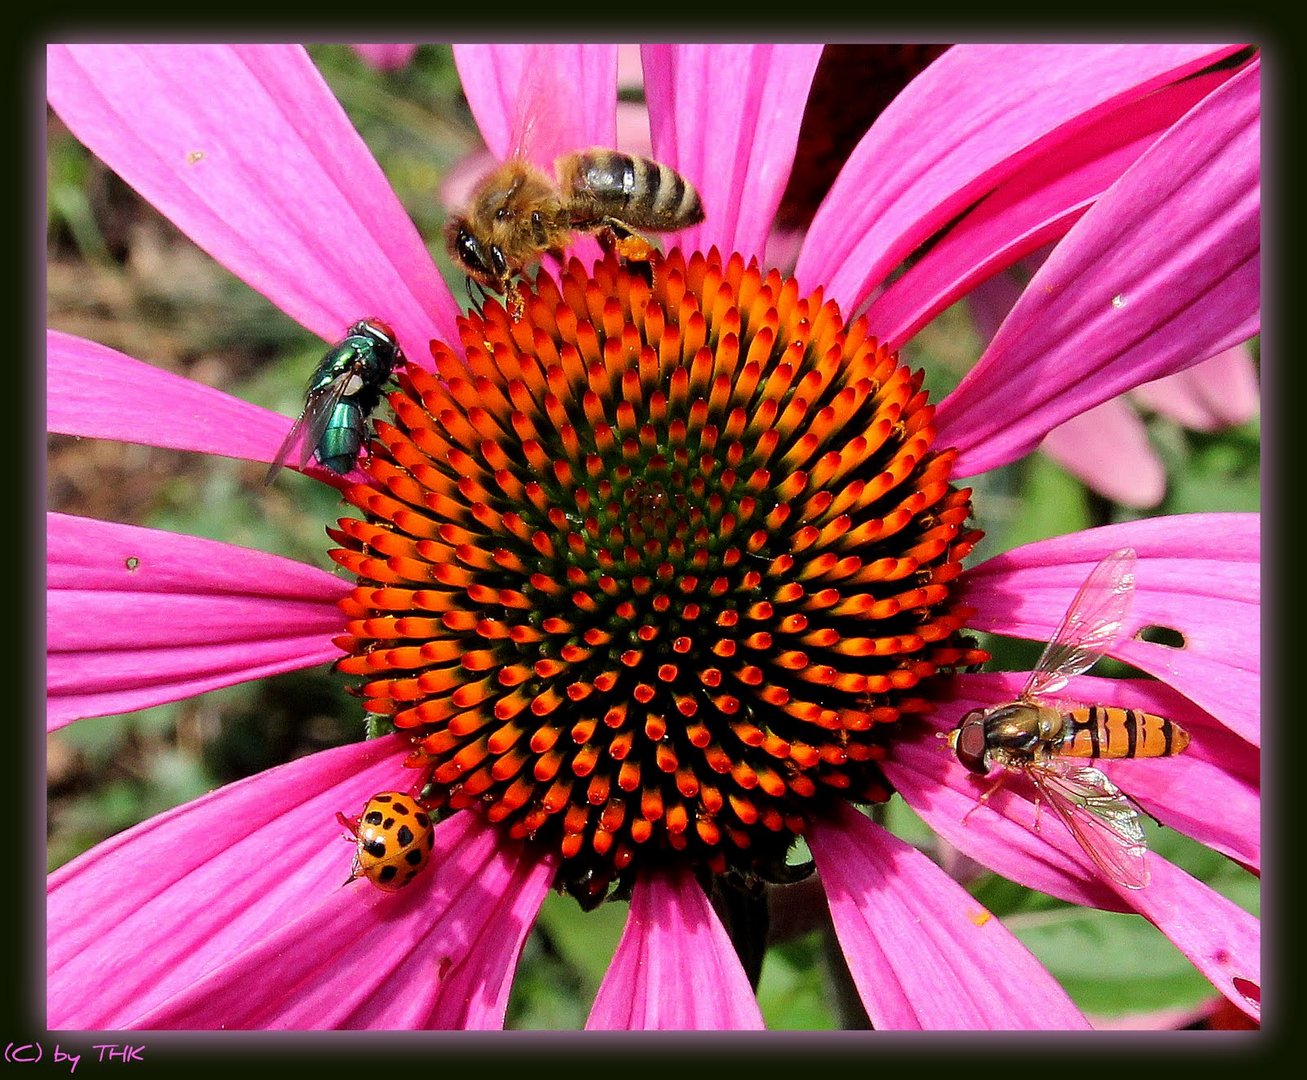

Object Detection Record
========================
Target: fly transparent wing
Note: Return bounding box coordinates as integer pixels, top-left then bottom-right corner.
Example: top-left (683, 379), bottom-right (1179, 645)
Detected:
top-left (263, 371), bottom-right (352, 485)
top-left (1022, 548), bottom-right (1137, 700)
top-left (1026, 760), bottom-right (1149, 889)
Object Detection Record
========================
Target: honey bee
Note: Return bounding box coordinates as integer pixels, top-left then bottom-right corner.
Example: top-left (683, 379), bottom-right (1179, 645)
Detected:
top-left (946, 548), bottom-right (1190, 889)
top-left (446, 148), bottom-right (705, 318)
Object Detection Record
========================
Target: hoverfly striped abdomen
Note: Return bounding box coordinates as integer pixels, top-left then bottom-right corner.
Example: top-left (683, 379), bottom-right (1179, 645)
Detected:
top-left (1060, 705), bottom-right (1191, 760)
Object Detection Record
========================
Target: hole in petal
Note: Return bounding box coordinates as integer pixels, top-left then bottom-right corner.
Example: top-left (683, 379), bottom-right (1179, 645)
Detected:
top-left (124, 556), bottom-right (140, 571)
top-left (1134, 624), bottom-right (1186, 649)
top-left (1233, 976), bottom-right (1260, 1010)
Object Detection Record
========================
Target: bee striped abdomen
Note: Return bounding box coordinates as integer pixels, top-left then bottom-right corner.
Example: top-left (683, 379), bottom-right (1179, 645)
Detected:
top-left (566, 150), bottom-right (705, 231)
top-left (1061, 705), bottom-right (1189, 759)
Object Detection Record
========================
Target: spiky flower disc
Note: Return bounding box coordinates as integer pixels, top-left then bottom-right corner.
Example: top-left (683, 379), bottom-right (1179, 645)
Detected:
top-left (330, 249), bottom-right (984, 905)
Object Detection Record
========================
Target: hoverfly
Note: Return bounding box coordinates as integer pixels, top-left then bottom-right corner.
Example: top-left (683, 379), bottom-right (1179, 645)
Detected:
top-left (264, 319), bottom-right (405, 484)
top-left (946, 547), bottom-right (1189, 889)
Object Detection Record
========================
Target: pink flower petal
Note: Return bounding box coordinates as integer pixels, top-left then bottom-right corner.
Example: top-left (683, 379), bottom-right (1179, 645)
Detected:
top-left (50, 736), bottom-right (410, 1027)
top-left (957, 515), bottom-right (1260, 745)
top-left (939, 59), bottom-right (1260, 475)
top-left (47, 330), bottom-right (292, 464)
top-left (1040, 398), bottom-right (1167, 508)
top-left (47, 44), bottom-right (458, 360)
top-left (642, 44), bottom-right (823, 263)
top-left (47, 513), bottom-right (347, 728)
top-left (586, 864), bottom-right (764, 1030)
top-left (350, 44), bottom-right (419, 72)
top-left (453, 44), bottom-right (617, 165)
top-left (810, 801), bottom-right (1091, 1030)
top-left (134, 811), bottom-right (553, 1029)
top-left (936, 672), bottom-right (1259, 873)
top-left (885, 714), bottom-right (1261, 1022)
top-left (50, 736), bottom-right (555, 1029)
top-left (797, 44), bottom-right (1243, 312)
top-left (868, 67), bottom-right (1230, 349)
top-left (1132, 342), bottom-right (1261, 431)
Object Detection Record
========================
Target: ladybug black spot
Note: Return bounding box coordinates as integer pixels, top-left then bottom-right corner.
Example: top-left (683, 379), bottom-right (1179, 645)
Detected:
top-left (405, 849), bottom-right (423, 866)
top-left (415, 812), bottom-right (431, 828)
top-left (378, 865), bottom-right (398, 883)
top-left (383, 816), bottom-right (396, 829)
top-left (365, 839), bottom-right (387, 858)
top-left (397, 825), bottom-right (414, 847)
top-left (393, 802), bottom-right (410, 816)
top-left (374, 794), bottom-right (394, 803)
top-left (364, 811), bottom-right (384, 826)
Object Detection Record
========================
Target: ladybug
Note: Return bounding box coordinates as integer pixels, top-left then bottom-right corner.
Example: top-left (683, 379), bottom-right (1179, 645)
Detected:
top-left (337, 791), bottom-right (435, 891)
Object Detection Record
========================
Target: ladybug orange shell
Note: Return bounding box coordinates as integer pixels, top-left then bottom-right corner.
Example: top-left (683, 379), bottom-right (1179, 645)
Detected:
top-left (339, 791), bottom-right (435, 891)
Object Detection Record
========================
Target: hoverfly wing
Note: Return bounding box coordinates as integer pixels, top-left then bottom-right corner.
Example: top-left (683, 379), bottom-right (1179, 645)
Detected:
top-left (1026, 760), bottom-right (1150, 889)
top-left (1022, 548), bottom-right (1138, 701)
top-left (263, 370), bottom-right (353, 485)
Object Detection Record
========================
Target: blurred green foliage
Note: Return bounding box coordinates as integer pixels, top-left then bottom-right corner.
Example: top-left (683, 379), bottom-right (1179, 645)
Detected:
top-left (46, 44), bottom-right (1259, 1030)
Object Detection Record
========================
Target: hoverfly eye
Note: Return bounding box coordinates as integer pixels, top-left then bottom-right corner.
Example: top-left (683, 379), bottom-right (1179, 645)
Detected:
top-left (489, 245), bottom-right (509, 278)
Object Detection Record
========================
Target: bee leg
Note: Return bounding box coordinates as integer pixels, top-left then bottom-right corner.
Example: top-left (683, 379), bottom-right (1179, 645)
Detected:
top-left (465, 276), bottom-right (487, 319)
top-left (530, 210), bottom-right (549, 247)
top-left (601, 221), bottom-right (657, 287)
top-left (504, 279), bottom-right (525, 323)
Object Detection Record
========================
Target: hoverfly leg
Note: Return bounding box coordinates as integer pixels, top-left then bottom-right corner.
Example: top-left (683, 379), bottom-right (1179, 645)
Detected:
top-left (962, 771), bottom-right (1010, 824)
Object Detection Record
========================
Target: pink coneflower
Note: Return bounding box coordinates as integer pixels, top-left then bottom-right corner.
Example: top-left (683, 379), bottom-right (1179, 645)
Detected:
top-left (47, 43), bottom-right (1260, 1030)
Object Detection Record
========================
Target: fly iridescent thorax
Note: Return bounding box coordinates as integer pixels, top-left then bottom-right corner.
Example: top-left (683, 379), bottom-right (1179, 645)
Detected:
top-left (946, 548), bottom-right (1190, 890)
top-left (264, 318), bottom-right (405, 483)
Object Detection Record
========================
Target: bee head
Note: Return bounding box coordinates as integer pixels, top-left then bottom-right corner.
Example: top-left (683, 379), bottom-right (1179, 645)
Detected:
top-left (445, 217), bottom-right (510, 292)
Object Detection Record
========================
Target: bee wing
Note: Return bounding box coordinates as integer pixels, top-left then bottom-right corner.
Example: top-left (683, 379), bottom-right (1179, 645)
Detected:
top-left (263, 371), bottom-right (353, 485)
top-left (507, 47), bottom-right (565, 166)
top-left (1026, 760), bottom-right (1150, 889)
top-left (1022, 548), bottom-right (1137, 700)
